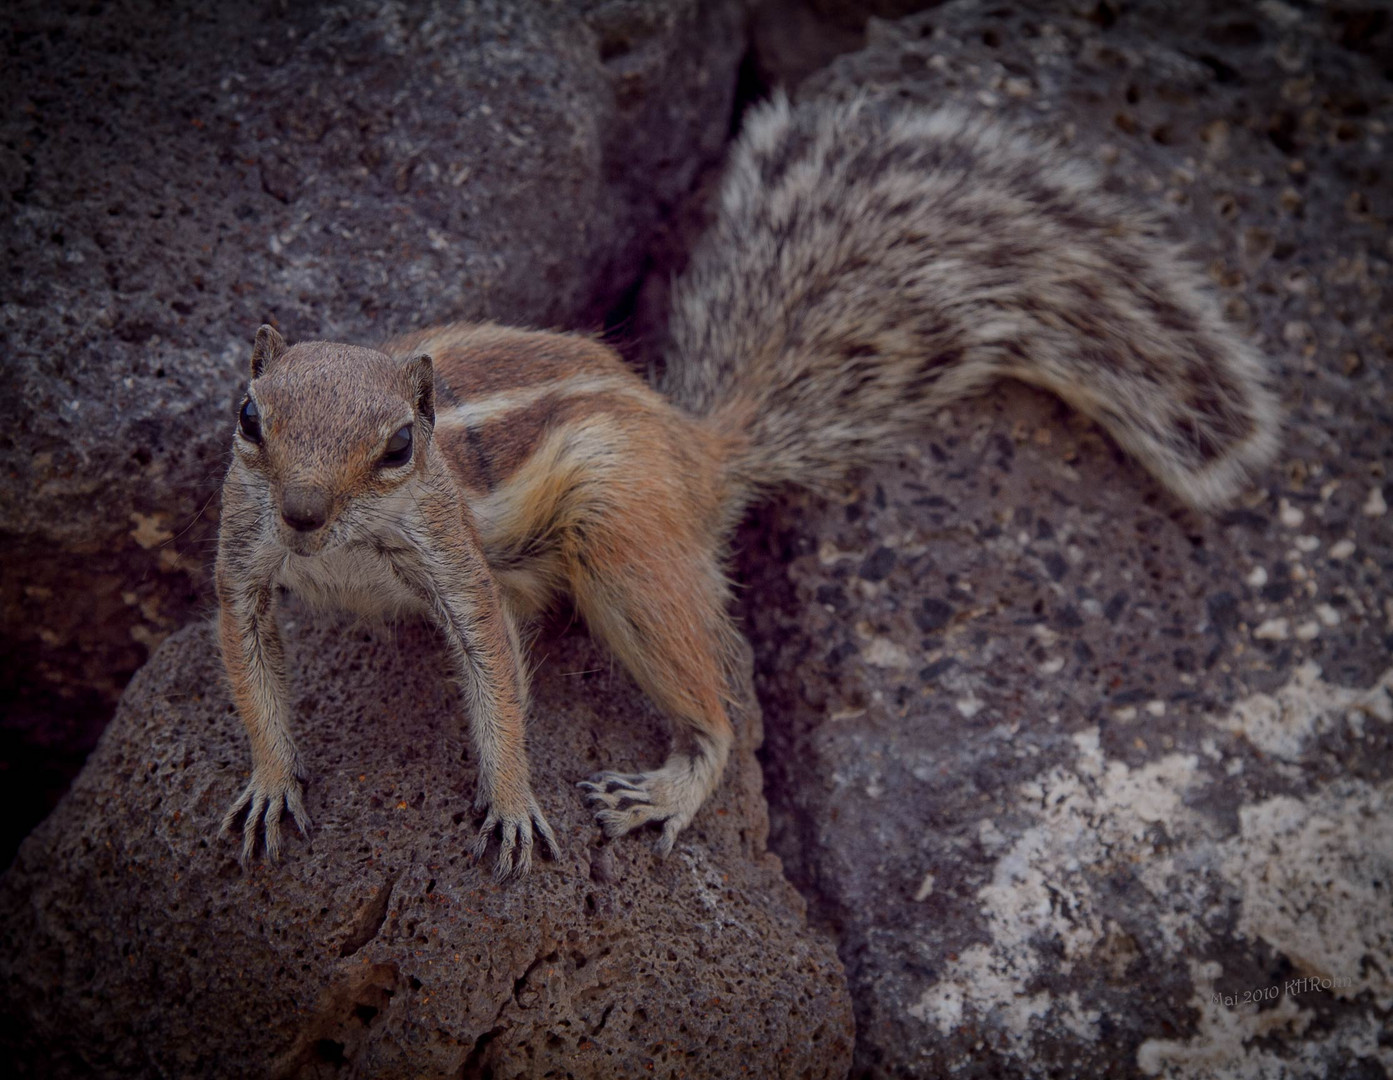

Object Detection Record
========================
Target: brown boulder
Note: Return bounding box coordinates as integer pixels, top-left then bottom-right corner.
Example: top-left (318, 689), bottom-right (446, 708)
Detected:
top-left (0, 613), bottom-right (853, 1078)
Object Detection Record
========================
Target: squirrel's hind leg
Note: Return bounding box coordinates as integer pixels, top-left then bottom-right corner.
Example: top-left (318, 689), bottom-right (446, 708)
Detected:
top-left (567, 531), bottom-right (737, 854)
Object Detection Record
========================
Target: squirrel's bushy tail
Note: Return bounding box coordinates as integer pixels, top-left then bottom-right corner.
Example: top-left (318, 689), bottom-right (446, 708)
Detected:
top-left (661, 93), bottom-right (1279, 514)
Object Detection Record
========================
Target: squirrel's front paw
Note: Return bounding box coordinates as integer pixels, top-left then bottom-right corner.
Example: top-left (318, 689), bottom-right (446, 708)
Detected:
top-left (220, 767), bottom-right (311, 865)
top-left (470, 792), bottom-right (559, 881)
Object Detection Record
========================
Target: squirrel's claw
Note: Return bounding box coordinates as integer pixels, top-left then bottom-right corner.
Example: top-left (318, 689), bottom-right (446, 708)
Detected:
top-left (470, 796), bottom-right (559, 880)
top-left (220, 770), bottom-right (311, 865)
top-left (579, 767), bottom-right (699, 856)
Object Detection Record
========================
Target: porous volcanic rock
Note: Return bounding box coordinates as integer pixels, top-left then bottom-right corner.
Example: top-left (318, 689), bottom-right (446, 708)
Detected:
top-left (734, 2), bottom-right (1393, 1077)
top-left (0, 612), bottom-right (854, 1079)
top-left (746, 0), bottom-right (936, 90)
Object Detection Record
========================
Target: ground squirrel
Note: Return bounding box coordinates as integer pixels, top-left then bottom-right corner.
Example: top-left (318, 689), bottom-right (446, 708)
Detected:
top-left (216, 94), bottom-right (1279, 878)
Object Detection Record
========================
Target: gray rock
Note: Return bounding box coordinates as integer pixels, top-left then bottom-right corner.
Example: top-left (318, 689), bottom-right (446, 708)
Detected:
top-left (747, 0), bottom-right (936, 90)
top-left (733, 2), bottom-right (1393, 1076)
top-left (0, 0), bottom-right (744, 785)
top-left (0, 614), bottom-right (854, 1078)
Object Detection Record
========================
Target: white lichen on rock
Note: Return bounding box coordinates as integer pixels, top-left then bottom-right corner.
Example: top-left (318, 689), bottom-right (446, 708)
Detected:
top-left (1137, 959), bottom-right (1391, 1079)
top-left (904, 662), bottom-right (1393, 1077)
top-left (1222, 783), bottom-right (1392, 1007)
top-left (1217, 660), bottom-right (1392, 760)
top-left (908, 730), bottom-right (1205, 1046)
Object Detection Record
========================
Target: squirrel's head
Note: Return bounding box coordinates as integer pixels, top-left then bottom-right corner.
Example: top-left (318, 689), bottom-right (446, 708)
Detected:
top-left (231, 325), bottom-right (435, 556)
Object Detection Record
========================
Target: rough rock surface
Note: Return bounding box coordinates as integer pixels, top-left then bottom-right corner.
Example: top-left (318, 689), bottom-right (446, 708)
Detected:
top-left (0, 613), bottom-right (854, 1078)
top-left (0, 0), bottom-right (744, 843)
top-left (734, 2), bottom-right (1393, 1077)
top-left (746, 0), bottom-right (936, 91)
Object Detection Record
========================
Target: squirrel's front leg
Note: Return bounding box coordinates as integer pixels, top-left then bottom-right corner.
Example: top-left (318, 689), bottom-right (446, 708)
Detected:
top-left (387, 514), bottom-right (558, 879)
top-left (217, 578), bottom-right (312, 863)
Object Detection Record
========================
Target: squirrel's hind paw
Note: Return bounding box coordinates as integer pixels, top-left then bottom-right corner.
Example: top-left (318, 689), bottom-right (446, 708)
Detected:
top-left (220, 770), bottom-right (311, 865)
top-left (470, 795), bottom-right (560, 880)
top-left (579, 759), bottom-right (714, 856)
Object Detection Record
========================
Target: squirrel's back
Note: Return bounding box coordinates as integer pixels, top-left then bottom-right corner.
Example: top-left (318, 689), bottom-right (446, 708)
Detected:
top-left (662, 93), bottom-right (1280, 513)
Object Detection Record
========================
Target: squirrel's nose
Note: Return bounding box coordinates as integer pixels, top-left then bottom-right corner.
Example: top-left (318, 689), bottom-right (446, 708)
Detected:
top-left (281, 487), bottom-right (330, 532)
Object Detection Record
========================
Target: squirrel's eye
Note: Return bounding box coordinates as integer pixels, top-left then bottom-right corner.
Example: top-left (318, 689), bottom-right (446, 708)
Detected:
top-left (238, 397), bottom-right (262, 444)
top-left (380, 424), bottom-right (413, 467)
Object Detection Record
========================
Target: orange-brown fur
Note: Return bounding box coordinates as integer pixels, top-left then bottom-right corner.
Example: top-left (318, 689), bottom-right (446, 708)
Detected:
top-left (217, 320), bottom-right (745, 874)
top-left (392, 325), bottom-right (744, 851)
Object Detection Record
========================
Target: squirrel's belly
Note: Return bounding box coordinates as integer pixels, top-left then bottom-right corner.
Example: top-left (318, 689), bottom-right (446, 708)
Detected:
top-left (277, 544), bottom-right (423, 621)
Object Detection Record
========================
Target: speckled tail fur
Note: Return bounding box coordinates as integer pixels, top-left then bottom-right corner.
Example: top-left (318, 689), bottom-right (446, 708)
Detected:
top-left (663, 92), bottom-right (1281, 512)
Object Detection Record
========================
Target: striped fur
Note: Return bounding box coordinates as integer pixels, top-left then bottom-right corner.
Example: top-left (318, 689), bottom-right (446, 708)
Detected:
top-left (664, 93), bottom-right (1280, 513)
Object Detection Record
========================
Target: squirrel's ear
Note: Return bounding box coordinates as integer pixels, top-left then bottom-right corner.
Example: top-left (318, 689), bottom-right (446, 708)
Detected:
top-left (250, 324), bottom-right (287, 379)
top-left (405, 353), bottom-right (434, 425)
